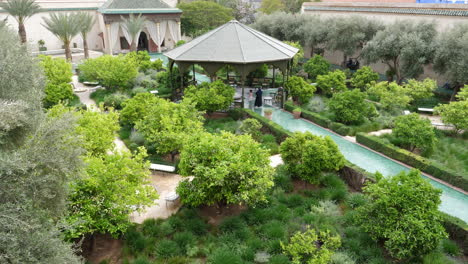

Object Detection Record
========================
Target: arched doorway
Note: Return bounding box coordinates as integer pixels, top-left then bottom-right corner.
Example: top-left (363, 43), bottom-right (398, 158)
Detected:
top-left (138, 32), bottom-right (149, 51)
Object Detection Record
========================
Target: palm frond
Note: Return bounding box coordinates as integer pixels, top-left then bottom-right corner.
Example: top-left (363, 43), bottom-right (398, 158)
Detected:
top-left (0, 0), bottom-right (41, 23)
top-left (121, 13), bottom-right (147, 39)
top-left (42, 12), bottom-right (80, 43)
top-left (76, 11), bottom-right (95, 38)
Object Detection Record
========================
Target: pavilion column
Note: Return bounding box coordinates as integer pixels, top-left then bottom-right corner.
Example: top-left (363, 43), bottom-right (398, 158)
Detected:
top-left (157, 22), bottom-right (161, 52)
top-left (106, 24), bottom-right (112, 55)
top-left (177, 21), bottom-right (181, 42)
top-left (241, 77), bottom-right (245, 108)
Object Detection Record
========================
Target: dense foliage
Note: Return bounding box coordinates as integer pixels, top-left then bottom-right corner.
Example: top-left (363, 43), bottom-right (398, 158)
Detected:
top-left (435, 100), bottom-right (468, 134)
top-left (66, 148), bottom-right (158, 239)
top-left (351, 66), bottom-right (379, 90)
top-left (285, 76), bottom-right (316, 104)
top-left (328, 89), bottom-right (377, 125)
top-left (367, 81), bottom-right (411, 110)
top-left (404, 78), bottom-right (437, 103)
top-left (239, 118), bottom-right (262, 141)
top-left (126, 51), bottom-right (163, 72)
top-left (184, 80), bottom-right (235, 113)
top-left (280, 132), bottom-right (345, 183)
top-left (392, 113), bottom-right (437, 154)
top-left (316, 70), bottom-right (347, 96)
top-left (79, 54), bottom-right (138, 90)
top-left (120, 92), bottom-right (160, 126)
top-left (178, 1), bottom-right (233, 37)
top-left (177, 132), bottom-right (274, 207)
top-left (303, 55), bottom-right (330, 81)
top-left (356, 169), bottom-right (447, 260)
top-left (38, 55), bottom-right (74, 108)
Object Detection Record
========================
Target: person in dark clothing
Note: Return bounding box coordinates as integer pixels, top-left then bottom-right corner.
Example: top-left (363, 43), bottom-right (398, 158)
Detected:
top-left (254, 88), bottom-right (263, 107)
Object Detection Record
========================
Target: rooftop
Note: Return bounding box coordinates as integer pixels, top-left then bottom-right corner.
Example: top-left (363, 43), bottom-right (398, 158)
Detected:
top-left (98, 0), bottom-right (181, 14)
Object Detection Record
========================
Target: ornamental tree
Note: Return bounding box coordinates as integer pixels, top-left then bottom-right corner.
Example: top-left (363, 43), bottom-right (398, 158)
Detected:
top-left (367, 81), bottom-right (411, 110)
top-left (78, 54), bottom-right (138, 90)
top-left (356, 169), bottom-right (447, 260)
top-left (403, 78), bottom-right (437, 103)
top-left (361, 20), bottom-right (436, 83)
top-left (76, 108), bottom-right (120, 156)
top-left (66, 148), bottom-right (158, 239)
top-left (135, 98), bottom-right (204, 160)
top-left (435, 100), bottom-right (468, 134)
top-left (183, 80), bottom-right (235, 114)
top-left (351, 66), bottom-right (379, 90)
top-left (457, 85), bottom-right (468, 101)
top-left (281, 228), bottom-right (341, 264)
top-left (328, 89), bottom-right (377, 125)
top-left (285, 76), bottom-right (316, 104)
top-left (38, 55), bottom-right (74, 108)
top-left (393, 113), bottom-right (436, 154)
top-left (280, 132), bottom-right (345, 183)
top-left (316, 70), bottom-right (347, 96)
top-left (176, 132), bottom-right (274, 208)
top-left (239, 118), bottom-right (262, 141)
top-left (303, 55), bottom-right (330, 82)
top-left (120, 92), bottom-right (160, 126)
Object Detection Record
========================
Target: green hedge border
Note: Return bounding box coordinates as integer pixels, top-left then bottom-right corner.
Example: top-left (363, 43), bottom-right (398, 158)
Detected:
top-left (284, 102), bottom-right (352, 136)
top-left (355, 133), bottom-right (468, 192)
top-left (244, 106), bottom-right (468, 247)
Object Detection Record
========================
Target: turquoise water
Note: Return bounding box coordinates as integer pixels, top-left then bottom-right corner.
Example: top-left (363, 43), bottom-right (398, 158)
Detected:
top-left (257, 107), bottom-right (468, 223)
top-left (150, 53), bottom-right (211, 84)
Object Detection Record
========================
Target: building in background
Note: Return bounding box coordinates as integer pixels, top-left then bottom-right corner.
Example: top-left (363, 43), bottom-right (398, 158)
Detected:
top-left (0, 0), bottom-right (181, 54)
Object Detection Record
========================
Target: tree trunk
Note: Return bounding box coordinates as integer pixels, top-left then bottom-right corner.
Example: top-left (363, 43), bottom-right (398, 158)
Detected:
top-left (394, 58), bottom-right (402, 84)
top-left (83, 38), bottom-right (89, 59)
top-left (64, 41), bottom-right (72, 62)
top-left (130, 41), bottom-right (137, 52)
top-left (18, 22), bottom-right (27, 44)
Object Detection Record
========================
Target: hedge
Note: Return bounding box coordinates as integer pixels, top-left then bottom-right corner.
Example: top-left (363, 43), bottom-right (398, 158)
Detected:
top-left (285, 101), bottom-right (352, 136)
top-left (241, 108), bottom-right (292, 143)
top-left (441, 212), bottom-right (468, 254)
top-left (356, 133), bottom-right (468, 192)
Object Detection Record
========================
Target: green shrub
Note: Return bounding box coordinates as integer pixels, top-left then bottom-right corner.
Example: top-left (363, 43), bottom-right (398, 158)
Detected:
top-left (125, 227), bottom-right (147, 254)
top-left (207, 248), bottom-right (243, 264)
top-left (160, 221), bottom-right (175, 236)
top-left (219, 216), bottom-right (247, 234)
top-left (422, 251), bottom-right (455, 264)
top-left (261, 221), bottom-right (286, 240)
top-left (325, 186), bottom-right (348, 202)
top-left (141, 218), bottom-right (162, 238)
top-left (184, 80), bottom-right (235, 113)
top-left (132, 257), bottom-right (151, 264)
top-left (183, 217), bottom-right (209, 235)
top-left (316, 70), bottom-right (347, 96)
top-left (43, 83), bottom-right (74, 108)
top-left (156, 239), bottom-right (181, 259)
top-left (227, 108), bottom-right (244, 120)
top-left (440, 239), bottom-right (461, 256)
top-left (103, 92), bottom-right (129, 110)
top-left (131, 87), bottom-right (148, 95)
top-left (320, 173), bottom-right (346, 189)
top-left (269, 254), bottom-right (290, 264)
top-left (328, 89), bottom-right (377, 125)
top-left (393, 113), bottom-right (437, 155)
top-left (273, 166), bottom-right (293, 193)
top-left (345, 193), bottom-right (367, 209)
top-left (351, 66), bottom-right (379, 90)
top-left (239, 118), bottom-right (262, 141)
top-left (311, 200), bottom-right (341, 217)
top-left (285, 76), bottom-right (316, 104)
top-left (173, 232), bottom-right (196, 253)
top-left (241, 108), bottom-right (292, 142)
top-left (304, 55), bottom-right (330, 81)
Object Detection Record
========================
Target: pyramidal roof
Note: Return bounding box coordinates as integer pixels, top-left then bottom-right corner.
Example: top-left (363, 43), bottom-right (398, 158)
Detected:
top-left (99, 0), bottom-right (181, 14)
top-left (165, 20), bottom-right (299, 64)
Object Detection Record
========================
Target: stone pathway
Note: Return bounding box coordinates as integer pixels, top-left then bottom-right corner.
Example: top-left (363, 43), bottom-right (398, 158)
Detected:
top-left (368, 129), bottom-right (392, 137)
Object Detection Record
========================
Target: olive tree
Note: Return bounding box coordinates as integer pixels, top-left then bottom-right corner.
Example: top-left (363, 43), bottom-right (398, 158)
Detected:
top-left (0, 27), bottom-right (82, 263)
top-left (328, 89), bottom-right (377, 125)
top-left (176, 132), bottom-right (274, 209)
top-left (356, 169), bottom-right (447, 260)
top-left (178, 1), bottom-right (233, 37)
top-left (280, 132), bottom-right (345, 183)
top-left (392, 113), bottom-right (437, 154)
top-left (434, 23), bottom-right (468, 100)
top-left (361, 20), bottom-right (436, 84)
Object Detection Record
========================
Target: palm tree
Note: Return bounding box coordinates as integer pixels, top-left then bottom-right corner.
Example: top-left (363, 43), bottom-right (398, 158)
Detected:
top-left (42, 12), bottom-right (80, 61)
top-left (121, 14), bottom-right (146, 52)
top-left (0, 0), bottom-right (41, 43)
top-left (76, 12), bottom-right (95, 59)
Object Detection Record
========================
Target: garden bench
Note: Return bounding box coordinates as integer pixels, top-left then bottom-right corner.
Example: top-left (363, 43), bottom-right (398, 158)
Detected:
top-left (403, 110), bottom-right (411, 115)
top-left (164, 191), bottom-right (179, 208)
top-left (417, 108), bottom-right (434, 113)
top-left (83, 81), bottom-right (99, 86)
top-left (149, 163), bottom-right (176, 175)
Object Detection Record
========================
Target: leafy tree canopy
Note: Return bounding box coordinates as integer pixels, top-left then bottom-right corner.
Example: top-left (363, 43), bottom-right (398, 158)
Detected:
top-left (362, 20), bottom-right (436, 83)
top-left (38, 55), bottom-right (74, 108)
top-left (176, 132), bottom-right (274, 207)
top-left (259, 0), bottom-right (284, 15)
top-left (280, 132), bottom-right (345, 183)
top-left (120, 92), bottom-right (160, 126)
top-left (316, 70), bottom-right (347, 96)
top-left (435, 100), bottom-right (468, 134)
top-left (178, 1), bottom-right (233, 37)
top-left (125, 51), bottom-right (163, 72)
top-left (184, 80), bottom-right (235, 113)
top-left (285, 76), bottom-right (316, 104)
top-left (328, 89), bottom-right (377, 125)
top-left (66, 148), bottom-right (158, 239)
top-left (356, 169), bottom-right (447, 260)
top-left (367, 81), bottom-right (411, 110)
top-left (303, 55), bottom-right (330, 82)
top-left (457, 85), bottom-right (468, 101)
top-left (393, 113), bottom-right (437, 154)
top-left (403, 78), bottom-right (437, 102)
top-left (351, 66), bottom-right (379, 90)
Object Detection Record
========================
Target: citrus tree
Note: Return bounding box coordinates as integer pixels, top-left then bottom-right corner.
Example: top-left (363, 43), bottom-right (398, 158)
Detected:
top-left (328, 89), bottom-right (377, 125)
top-left (184, 80), bottom-right (235, 114)
top-left (285, 76), bottom-right (316, 104)
top-left (435, 100), bottom-right (468, 134)
top-left (392, 113), bottom-right (437, 154)
top-left (351, 66), bottom-right (379, 90)
top-left (303, 55), bottom-right (330, 82)
top-left (316, 70), bottom-right (347, 96)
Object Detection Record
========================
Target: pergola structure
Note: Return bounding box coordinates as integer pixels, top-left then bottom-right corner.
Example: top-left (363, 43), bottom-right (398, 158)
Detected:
top-left (164, 20), bottom-right (299, 106)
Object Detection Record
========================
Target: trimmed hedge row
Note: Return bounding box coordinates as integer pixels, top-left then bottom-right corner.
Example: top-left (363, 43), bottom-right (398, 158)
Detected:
top-left (356, 133), bottom-right (468, 192)
top-left (241, 108), bottom-right (292, 143)
top-left (285, 102), bottom-right (352, 136)
top-left (441, 212), bottom-right (468, 254)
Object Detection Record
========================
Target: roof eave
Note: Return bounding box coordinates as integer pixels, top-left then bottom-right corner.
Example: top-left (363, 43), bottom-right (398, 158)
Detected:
top-left (99, 8), bottom-right (182, 14)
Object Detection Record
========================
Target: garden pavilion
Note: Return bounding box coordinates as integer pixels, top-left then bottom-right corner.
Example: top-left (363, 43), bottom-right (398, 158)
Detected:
top-left (164, 20), bottom-right (299, 107)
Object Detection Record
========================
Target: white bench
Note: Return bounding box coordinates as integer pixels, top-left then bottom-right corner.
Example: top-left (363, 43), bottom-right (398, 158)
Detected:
top-left (403, 110), bottom-right (411, 115)
top-left (418, 108), bottom-right (434, 113)
top-left (149, 163), bottom-right (176, 174)
top-left (164, 191), bottom-right (179, 208)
